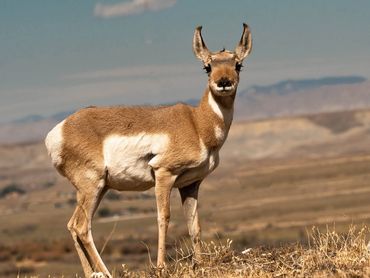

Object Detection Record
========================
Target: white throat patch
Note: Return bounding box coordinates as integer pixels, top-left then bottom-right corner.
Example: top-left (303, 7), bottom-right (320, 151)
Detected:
top-left (208, 91), bottom-right (224, 120)
top-left (207, 91), bottom-right (234, 127)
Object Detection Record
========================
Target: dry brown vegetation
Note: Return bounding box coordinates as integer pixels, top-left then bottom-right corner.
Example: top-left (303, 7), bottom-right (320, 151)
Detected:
top-left (78, 225), bottom-right (370, 277)
top-left (12, 225), bottom-right (370, 277)
top-left (138, 226), bottom-right (370, 278)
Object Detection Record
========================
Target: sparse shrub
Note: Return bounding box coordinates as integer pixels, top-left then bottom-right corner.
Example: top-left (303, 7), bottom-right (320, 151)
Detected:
top-left (98, 207), bottom-right (113, 218)
top-left (14, 252), bottom-right (25, 261)
top-left (17, 265), bottom-right (35, 275)
top-left (62, 242), bottom-right (73, 253)
top-left (0, 262), bottom-right (19, 277)
top-left (126, 206), bottom-right (140, 214)
top-left (0, 248), bottom-right (11, 262)
top-left (213, 231), bottom-right (225, 240)
top-left (66, 198), bottom-right (76, 206)
top-left (106, 191), bottom-right (121, 200)
top-left (120, 242), bottom-right (147, 256)
top-left (0, 183), bottom-right (25, 198)
top-left (138, 192), bottom-right (154, 200)
top-left (42, 180), bottom-right (55, 188)
top-left (233, 233), bottom-right (258, 249)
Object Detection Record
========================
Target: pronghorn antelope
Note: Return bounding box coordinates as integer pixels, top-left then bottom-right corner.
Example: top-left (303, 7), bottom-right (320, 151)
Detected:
top-left (45, 23), bottom-right (252, 278)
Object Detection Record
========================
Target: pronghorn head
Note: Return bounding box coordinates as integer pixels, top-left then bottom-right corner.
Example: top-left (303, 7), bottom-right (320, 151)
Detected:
top-left (193, 23), bottom-right (252, 97)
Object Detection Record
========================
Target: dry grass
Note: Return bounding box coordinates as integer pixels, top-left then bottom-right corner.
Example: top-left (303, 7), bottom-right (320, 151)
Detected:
top-left (114, 225), bottom-right (370, 278)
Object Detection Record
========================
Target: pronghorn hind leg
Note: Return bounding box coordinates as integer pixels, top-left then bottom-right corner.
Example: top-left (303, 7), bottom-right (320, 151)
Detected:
top-left (179, 181), bottom-right (202, 263)
top-left (68, 177), bottom-right (111, 278)
top-left (68, 205), bottom-right (94, 277)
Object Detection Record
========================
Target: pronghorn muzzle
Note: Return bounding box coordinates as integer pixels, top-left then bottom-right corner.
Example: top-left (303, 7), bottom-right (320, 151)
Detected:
top-left (216, 77), bottom-right (233, 91)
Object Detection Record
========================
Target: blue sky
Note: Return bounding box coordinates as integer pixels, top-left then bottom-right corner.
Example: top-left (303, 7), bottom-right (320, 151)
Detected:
top-left (1, 0), bottom-right (370, 122)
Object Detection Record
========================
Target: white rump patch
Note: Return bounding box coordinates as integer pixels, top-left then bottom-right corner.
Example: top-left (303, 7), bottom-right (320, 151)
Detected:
top-left (103, 133), bottom-right (169, 183)
top-left (45, 120), bottom-right (65, 167)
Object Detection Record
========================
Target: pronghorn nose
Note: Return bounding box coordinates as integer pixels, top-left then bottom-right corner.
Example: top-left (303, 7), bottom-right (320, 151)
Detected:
top-left (217, 78), bottom-right (232, 88)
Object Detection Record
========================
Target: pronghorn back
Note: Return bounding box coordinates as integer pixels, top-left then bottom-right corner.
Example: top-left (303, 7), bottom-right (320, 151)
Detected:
top-left (45, 102), bottom-right (217, 190)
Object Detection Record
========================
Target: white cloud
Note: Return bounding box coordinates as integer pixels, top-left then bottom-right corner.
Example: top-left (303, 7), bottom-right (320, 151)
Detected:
top-left (94, 0), bottom-right (176, 18)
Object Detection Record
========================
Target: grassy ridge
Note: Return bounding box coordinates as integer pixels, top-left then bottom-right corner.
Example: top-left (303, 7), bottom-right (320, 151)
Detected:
top-left (112, 225), bottom-right (370, 277)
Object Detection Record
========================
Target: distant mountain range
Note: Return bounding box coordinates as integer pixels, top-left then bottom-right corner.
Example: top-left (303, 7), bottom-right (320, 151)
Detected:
top-left (235, 75), bottom-right (369, 120)
top-left (1, 75), bottom-right (369, 144)
top-left (13, 110), bottom-right (75, 124)
top-left (240, 76), bottom-right (366, 96)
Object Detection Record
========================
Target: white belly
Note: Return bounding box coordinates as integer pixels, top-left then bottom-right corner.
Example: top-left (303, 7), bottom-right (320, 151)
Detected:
top-left (103, 133), bottom-right (169, 191)
top-left (103, 134), bottom-right (219, 190)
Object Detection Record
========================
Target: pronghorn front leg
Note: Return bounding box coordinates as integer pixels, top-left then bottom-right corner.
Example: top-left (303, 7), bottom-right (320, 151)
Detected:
top-left (179, 181), bottom-right (202, 263)
top-left (154, 168), bottom-right (177, 268)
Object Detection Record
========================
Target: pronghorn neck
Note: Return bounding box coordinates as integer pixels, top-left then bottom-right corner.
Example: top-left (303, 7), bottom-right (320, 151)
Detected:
top-left (195, 88), bottom-right (235, 148)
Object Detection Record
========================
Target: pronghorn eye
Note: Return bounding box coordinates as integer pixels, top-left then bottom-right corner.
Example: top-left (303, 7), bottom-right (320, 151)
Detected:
top-left (203, 64), bottom-right (211, 74)
top-left (235, 63), bottom-right (243, 72)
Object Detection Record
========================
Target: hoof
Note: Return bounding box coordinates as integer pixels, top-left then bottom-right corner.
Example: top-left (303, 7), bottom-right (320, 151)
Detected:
top-left (90, 272), bottom-right (106, 278)
top-left (155, 266), bottom-right (166, 277)
top-left (192, 254), bottom-right (202, 269)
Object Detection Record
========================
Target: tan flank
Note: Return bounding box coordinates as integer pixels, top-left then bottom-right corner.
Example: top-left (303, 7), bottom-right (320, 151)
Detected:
top-left (45, 23), bottom-right (252, 278)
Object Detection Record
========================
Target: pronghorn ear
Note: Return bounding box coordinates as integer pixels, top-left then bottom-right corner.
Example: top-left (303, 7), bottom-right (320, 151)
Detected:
top-left (193, 26), bottom-right (211, 63)
top-left (235, 23), bottom-right (252, 62)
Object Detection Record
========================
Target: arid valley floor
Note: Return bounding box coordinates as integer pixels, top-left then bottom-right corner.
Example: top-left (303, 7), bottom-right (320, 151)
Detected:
top-left (1, 108), bottom-right (370, 277)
